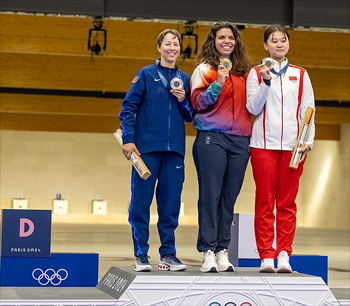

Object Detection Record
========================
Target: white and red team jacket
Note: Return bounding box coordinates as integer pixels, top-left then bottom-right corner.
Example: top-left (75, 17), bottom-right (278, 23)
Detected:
top-left (246, 58), bottom-right (315, 151)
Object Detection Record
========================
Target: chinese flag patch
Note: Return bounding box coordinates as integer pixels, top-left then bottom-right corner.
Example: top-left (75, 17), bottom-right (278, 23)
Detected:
top-left (289, 76), bottom-right (297, 81)
top-left (132, 77), bottom-right (139, 83)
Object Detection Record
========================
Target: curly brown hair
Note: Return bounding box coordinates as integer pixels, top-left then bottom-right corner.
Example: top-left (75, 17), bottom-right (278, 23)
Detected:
top-left (197, 21), bottom-right (251, 76)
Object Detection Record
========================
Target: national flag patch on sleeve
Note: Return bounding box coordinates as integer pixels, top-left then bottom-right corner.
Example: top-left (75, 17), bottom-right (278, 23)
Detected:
top-left (289, 76), bottom-right (297, 82)
top-left (132, 77), bottom-right (139, 83)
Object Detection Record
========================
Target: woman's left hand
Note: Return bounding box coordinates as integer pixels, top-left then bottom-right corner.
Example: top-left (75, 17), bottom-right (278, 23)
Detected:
top-left (170, 88), bottom-right (185, 102)
top-left (299, 144), bottom-right (311, 163)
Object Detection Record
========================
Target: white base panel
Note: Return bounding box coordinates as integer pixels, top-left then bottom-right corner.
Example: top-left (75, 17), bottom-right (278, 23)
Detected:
top-left (115, 267), bottom-right (339, 306)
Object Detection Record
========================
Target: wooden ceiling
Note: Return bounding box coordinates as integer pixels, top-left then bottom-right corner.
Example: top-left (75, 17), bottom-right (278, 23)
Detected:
top-left (0, 14), bottom-right (349, 140)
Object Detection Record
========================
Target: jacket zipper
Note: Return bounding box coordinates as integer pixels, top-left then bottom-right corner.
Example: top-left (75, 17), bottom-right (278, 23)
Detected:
top-left (280, 75), bottom-right (284, 149)
top-left (167, 69), bottom-right (171, 150)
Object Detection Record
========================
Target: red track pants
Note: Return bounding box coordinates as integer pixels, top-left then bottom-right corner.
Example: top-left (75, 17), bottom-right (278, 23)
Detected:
top-left (250, 148), bottom-right (305, 260)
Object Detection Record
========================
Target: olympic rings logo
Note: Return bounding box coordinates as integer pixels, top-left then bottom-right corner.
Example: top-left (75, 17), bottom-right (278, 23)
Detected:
top-left (32, 268), bottom-right (68, 286)
top-left (209, 303), bottom-right (252, 306)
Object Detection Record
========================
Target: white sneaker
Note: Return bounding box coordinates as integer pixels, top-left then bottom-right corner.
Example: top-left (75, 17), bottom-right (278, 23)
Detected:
top-left (215, 249), bottom-right (234, 272)
top-left (200, 250), bottom-right (218, 273)
top-left (259, 258), bottom-right (275, 273)
top-left (277, 251), bottom-right (292, 273)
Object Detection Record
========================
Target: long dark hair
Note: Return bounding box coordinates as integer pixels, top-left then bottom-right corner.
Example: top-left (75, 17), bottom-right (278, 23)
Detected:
top-left (197, 21), bottom-right (251, 76)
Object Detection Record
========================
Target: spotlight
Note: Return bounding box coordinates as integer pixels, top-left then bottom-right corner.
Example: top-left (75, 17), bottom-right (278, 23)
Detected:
top-left (181, 21), bottom-right (198, 60)
top-left (88, 16), bottom-right (107, 56)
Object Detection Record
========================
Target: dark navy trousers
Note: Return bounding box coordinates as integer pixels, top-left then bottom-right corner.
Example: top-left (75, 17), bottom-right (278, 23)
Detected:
top-left (193, 130), bottom-right (250, 253)
top-left (128, 151), bottom-right (184, 257)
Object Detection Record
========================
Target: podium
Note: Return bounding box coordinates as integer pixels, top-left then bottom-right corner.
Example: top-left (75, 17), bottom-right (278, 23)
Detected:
top-left (0, 209), bottom-right (98, 287)
top-left (97, 267), bottom-right (339, 305)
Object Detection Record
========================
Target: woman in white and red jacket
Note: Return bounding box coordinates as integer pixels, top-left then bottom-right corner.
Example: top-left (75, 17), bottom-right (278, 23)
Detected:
top-left (246, 24), bottom-right (315, 273)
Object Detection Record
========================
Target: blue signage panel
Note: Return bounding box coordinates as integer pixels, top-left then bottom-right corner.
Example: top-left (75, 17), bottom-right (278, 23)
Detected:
top-left (0, 253), bottom-right (99, 287)
top-left (1, 209), bottom-right (51, 257)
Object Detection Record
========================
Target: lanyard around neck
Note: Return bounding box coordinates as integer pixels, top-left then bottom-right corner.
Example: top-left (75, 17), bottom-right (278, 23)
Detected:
top-left (271, 62), bottom-right (289, 75)
top-left (155, 59), bottom-right (181, 88)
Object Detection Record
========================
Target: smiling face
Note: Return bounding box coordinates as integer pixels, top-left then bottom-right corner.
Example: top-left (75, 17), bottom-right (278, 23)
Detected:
top-left (157, 33), bottom-right (180, 68)
top-left (264, 30), bottom-right (290, 64)
top-left (215, 28), bottom-right (236, 59)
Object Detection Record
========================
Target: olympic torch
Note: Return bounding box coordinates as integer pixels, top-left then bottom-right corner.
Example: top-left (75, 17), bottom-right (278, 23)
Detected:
top-left (113, 129), bottom-right (151, 180)
top-left (289, 107), bottom-right (315, 169)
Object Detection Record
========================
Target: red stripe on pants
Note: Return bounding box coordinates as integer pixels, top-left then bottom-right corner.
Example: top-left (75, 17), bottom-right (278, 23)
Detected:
top-left (250, 148), bottom-right (305, 259)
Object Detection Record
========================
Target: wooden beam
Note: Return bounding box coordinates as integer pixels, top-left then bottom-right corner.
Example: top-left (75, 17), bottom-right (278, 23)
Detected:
top-left (314, 124), bottom-right (340, 141)
top-left (0, 93), bottom-right (346, 140)
top-left (0, 52), bottom-right (197, 92)
top-left (0, 113), bottom-right (342, 143)
top-left (0, 93), bottom-right (122, 116)
top-left (1, 52), bottom-right (349, 102)
top-left (0, 113), bottom-right (341, 140)
top-left (0, 113), bottom-right (119, 133)
top-left (316, 106), bottom-right (350, 124)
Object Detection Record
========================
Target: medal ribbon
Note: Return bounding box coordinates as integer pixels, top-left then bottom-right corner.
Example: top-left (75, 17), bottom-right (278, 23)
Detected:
top-left (270, 62), bottom-right (289, 75)
top-left (155, 59), bottom-right (181, 88)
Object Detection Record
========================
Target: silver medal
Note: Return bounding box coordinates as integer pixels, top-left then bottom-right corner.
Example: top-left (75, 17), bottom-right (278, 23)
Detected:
top-left (170, 77), bottom-right (183, 89)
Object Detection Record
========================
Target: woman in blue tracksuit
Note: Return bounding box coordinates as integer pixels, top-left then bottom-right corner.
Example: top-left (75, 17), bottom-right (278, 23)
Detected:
top-left (118, 29), bottom-right (193, 272)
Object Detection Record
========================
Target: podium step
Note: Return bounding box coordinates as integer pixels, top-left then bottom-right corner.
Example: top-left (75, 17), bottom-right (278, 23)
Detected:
top-left (97, 267), bottom-right (340, 306)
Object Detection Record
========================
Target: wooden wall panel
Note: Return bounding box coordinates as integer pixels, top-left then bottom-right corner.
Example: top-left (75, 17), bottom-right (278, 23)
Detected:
top-left (1, 52), bottom-right (349, 101)
top-left (0, 93), bottom-right (122, 115)
top-left (1, 15), bottom-right (349, 68)
top-left (0, 112), bottom-right (342, 140)
top-left (307, 68), bottom-right (350, 101)
top-left (0, 13), bottom-right (349, 139)
top-left (245, 28), bottom-right (350, 68)
top-left (314, 124), bottom-right (340, 140)
top-left (0, 52), bottom-right (197, 92)
top-left (0, 112), bottom-right (118, 133)
top-left (0, 93), bottom-right (346, 140)
top-left (315, 107), bottom-right (350, 124)
top-left (1, 14), bottom-right (349, 99)
top-left (0, 14), bottom-right (192, 57)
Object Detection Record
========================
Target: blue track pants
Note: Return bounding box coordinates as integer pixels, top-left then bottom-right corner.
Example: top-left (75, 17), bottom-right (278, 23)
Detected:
top-left (128, 151), bottom-right (184, 257)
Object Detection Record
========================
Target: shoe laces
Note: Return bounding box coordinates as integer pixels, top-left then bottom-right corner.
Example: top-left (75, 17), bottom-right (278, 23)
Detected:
top-left (217, 249), bottom-right (228, 256)
top-left (164, 254), bottom-right (181, 263)
top-left (204, 250), bottom-right (216, 262)
top-left (138, 254), bottom-right (150, 264)
top-left (205, 250), bottom-right (215, 257)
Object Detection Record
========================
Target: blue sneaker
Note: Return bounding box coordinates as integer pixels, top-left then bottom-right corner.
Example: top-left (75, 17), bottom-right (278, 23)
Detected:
top-left (158, 254), bottom-right (187, 271)
top-left (134, 254), bottom-right (152, 272)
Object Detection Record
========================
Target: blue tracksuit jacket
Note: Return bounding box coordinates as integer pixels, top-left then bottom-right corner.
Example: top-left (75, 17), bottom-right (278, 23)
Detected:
top-left (119, 61), bottom-right (193, 156)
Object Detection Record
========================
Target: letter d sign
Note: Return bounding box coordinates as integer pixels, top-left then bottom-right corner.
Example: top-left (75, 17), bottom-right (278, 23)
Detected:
top-left (19, 218), bottom-right (34, 237)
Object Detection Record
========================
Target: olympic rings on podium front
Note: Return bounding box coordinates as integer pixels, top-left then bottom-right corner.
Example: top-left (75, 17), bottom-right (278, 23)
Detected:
top-left (32, 268), bottom-right (68, 286)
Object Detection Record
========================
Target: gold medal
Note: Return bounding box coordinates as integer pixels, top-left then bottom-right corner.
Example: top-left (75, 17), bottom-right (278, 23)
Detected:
top-left (220, 58), bottom-right (232, 71)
